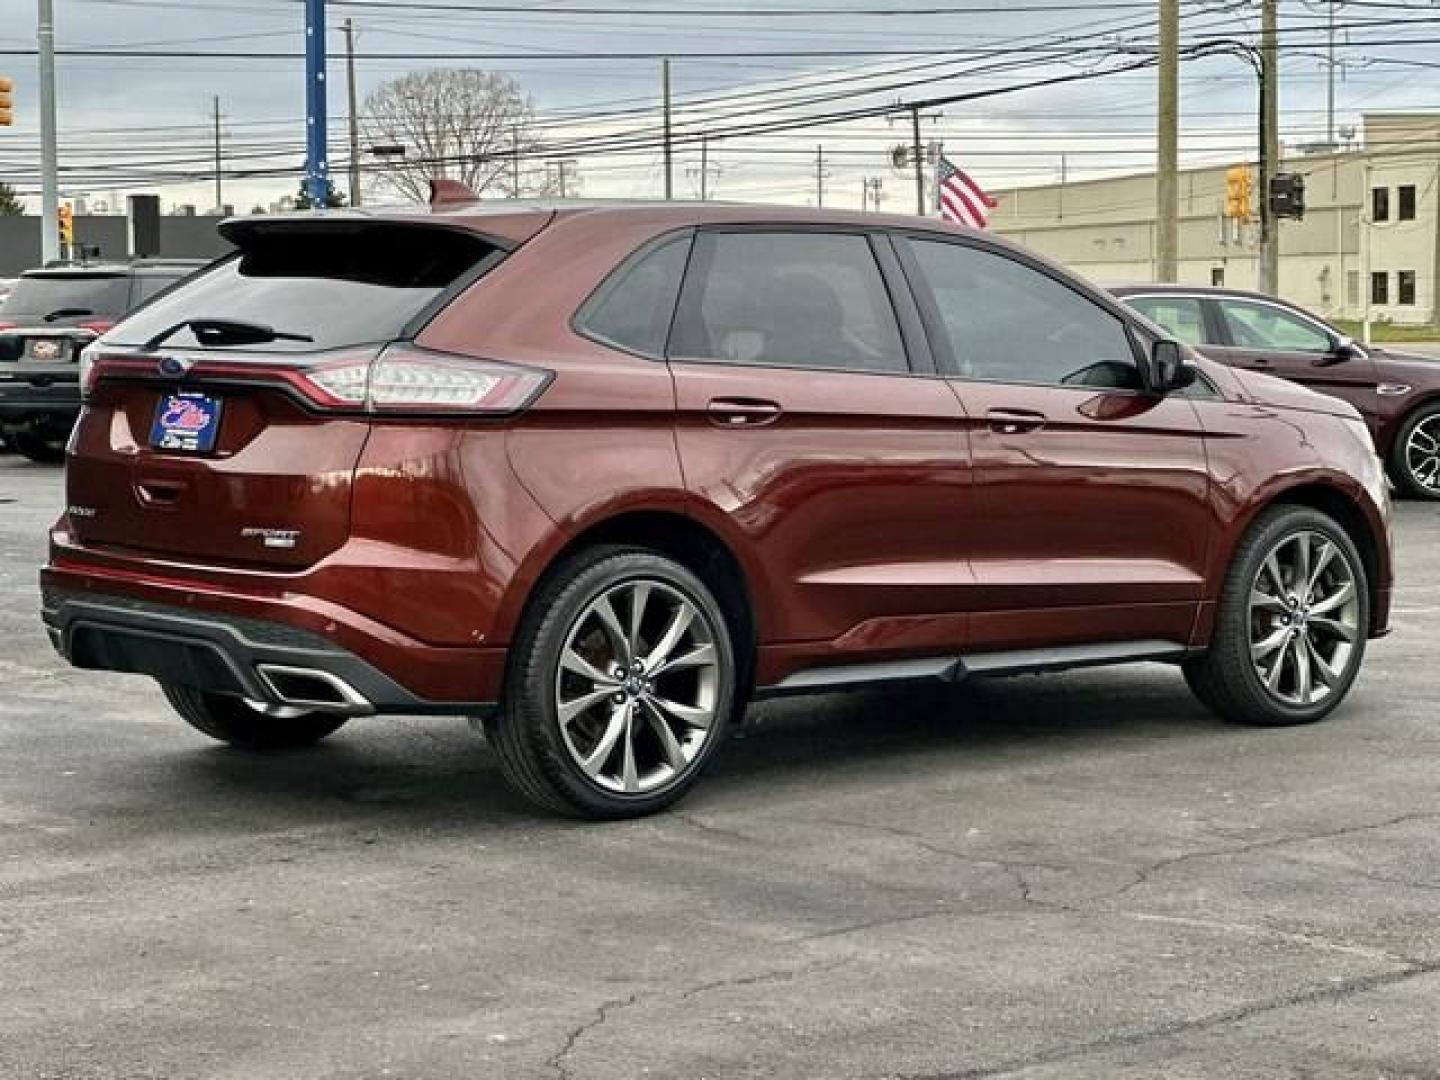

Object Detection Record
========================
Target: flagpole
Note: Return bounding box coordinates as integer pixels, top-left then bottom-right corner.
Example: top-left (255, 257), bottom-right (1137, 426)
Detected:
top-left (934, 142), bottom-right (944, 214)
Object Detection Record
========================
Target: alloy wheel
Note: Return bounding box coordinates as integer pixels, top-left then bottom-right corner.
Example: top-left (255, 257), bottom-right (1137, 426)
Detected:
top-left (1248, 529), bottom-right (1361, 707)
top-left (1404, 415), bottom-right (1440, 493)
top-left (553, 579), bottom-right (722, 795)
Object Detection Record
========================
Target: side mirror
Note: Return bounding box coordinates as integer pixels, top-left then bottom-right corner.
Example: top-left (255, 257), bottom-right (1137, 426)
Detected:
top-left (1331, 335), bottom-right (1361, 361)
top-left (1150, 339), bottom-right (1196, 393)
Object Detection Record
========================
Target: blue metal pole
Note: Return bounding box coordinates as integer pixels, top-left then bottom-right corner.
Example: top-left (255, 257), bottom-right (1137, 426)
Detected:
top-left (304, 0), bottom-right (328, 206)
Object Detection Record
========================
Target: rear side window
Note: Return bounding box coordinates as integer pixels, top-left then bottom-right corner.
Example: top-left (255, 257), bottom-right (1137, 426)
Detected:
top-left (110, 225), bottom-right (501, 352)
top-left (1126, 295), bottom-right (1209, 346)
top-left (906, 239), bottom-right (1140, 390)
top-left (575, 232), bottom-right (691, 357)
top-left (1, 274), bottom-right (130, 321)
top-left (670, 231), bottom-right (908, 374)
top-left (1217, 299), bottom-right (1331, 353)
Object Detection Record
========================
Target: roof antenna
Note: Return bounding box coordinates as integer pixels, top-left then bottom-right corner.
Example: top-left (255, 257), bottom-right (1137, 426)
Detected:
top-left (429, 178), bottom-right (478, 207)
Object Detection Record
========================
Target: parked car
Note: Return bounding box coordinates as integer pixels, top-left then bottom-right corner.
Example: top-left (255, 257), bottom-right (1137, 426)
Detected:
top-left (0, 259), bottom-right (204, 461)
top-left (1111, 284), bottom-right (1440, 500)
top-left (43, 201), bottom-right (1391, 818)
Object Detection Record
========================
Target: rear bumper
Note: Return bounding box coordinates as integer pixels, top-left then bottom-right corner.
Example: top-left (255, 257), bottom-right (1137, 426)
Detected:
top-left (0, 377), bottom-right (80, 430)
top-left (41, 571), bottom-right (503, 716)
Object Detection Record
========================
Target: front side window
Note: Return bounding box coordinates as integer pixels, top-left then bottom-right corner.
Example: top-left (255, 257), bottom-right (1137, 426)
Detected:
top-left (1218, 299), bottom-right (1332, 353)
top-left (1398, 270), bottom-right (1417, 306)
top-left (575, 233), bottom-right (691, 357)
top-left (669, 231), bottom-right (908, 374)
top-left (1127, 295), bottom-right (1209, 346)
top-left (1399, 185), bottom-right (1417, 221)
top-left (906, 238), bottom-right (1140, 389)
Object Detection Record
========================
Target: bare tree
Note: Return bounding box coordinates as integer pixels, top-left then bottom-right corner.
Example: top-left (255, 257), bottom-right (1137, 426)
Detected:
top-left (362, 68), bottom-right (570, 202)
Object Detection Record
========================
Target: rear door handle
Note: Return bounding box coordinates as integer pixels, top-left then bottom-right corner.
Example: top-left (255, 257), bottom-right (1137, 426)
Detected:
top-left (708, 397), bottom-right (783, 427)
top-left (986, 408), bottom-right (1047, 435)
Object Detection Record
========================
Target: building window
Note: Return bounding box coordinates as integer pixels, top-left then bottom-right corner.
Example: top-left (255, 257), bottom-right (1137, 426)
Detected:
top-left (1371, 271), bottom-right (1389, 305)
top-left (1398, 270), bottom-right (1416, 306)
top-left (1372, 186), bottom-right (1389, 222)
top-left (1398, 185), bottom-right (1417, 221)
top-left (1210, 267), bottom-right (1225, 287)
top-left (1346, 270), bottom-right (1360, 307)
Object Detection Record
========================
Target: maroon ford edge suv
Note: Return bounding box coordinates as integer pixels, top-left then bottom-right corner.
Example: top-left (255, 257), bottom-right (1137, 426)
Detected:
top-left (44, 199), bottom-right (1392, 818)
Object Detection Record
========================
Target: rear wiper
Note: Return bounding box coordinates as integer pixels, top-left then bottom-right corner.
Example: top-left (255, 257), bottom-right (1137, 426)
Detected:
top-left (142, 318), bottom-right (315, 351)
top-left (43, 307), bottom-right (93, 322)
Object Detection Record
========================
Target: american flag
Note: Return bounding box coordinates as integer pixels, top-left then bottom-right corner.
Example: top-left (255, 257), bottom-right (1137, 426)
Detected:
top-left (937, 156), bottom-right (998, 229)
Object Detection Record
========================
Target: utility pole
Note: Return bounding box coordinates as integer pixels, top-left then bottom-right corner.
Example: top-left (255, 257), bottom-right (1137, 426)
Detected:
top-left (511, 124), bottom-right (521, 196)
top-left (815, 145), bottom-right (826, 207)
top-left (1326, 0), bottom-right (1337, 148)
top-left (1258, 0), bottom-right (1280, 294)
top-left (699, 134), bottom-right (709, 200)
top-left (662, 58), bottom-right (673, 200)
top-left (38, 0), bottom-right (59, 264)
top-left (1156, 0), bottom-right (1179, 281)
top-left (343, 18), bottom-right (361, 206)
top-left (212, 95), bottom-right (223, 213)
top-left (303, 0), bottom-right (329, 207)
top-left (911, 104), bottom-right (925, 215)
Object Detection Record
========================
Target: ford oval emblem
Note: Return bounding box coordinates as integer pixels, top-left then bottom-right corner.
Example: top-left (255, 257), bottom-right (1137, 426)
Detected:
top-left (158, 356), bottom-right (195, 377)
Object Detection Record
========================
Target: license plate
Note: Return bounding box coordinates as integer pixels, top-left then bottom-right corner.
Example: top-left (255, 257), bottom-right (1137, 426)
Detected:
top-left (150, 391), bottom-right (223, 453)
top-left (25, 338), bottom-right (68, 363)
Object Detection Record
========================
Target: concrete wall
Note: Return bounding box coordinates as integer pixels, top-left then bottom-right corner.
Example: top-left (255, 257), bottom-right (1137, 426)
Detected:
top-left (0, 215), bottom-right (233, 276)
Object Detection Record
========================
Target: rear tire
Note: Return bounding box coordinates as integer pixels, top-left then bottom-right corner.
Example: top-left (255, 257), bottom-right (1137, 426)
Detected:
top-left (161, 683), bottom-right (349, 750)
top-left (1184, 505), bottom-right (1368, 726)
top-left (11, 431), bottom-right (65, 464)
top-left (1387, 404), bottom-right (1440, 500)
top-left (485, 546), bottom-right (737, 819)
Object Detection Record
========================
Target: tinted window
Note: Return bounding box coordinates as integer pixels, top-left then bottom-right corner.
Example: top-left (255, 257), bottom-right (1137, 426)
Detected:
top-left (111, 225), bottom-right (499, 352)
top-left (670, 231), bottom-right (907, 374)
top-left (132, 270), bottom-right (197, 306)
top-left (1218, 299), bottom-right (1331, 352)
top-left (1127, 295), bottom-right (1209, 346)
top-left (575, 233), bottom-right (690, 356)
top-left (0, 273), bottom-right (130, 321)
top-left (908, 239), bottom-right (1140, 389)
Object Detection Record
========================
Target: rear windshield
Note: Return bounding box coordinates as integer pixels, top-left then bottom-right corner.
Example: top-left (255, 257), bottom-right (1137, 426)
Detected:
top-left (1, 274), bottom-right (131, 321)
top-left (109, 224), bottom-right (502, 352)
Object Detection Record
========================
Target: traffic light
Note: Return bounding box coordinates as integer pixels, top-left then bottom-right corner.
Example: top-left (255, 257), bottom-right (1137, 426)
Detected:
top-left (1270, 172), bottom-right (1306, 220)
top-left (1224, 165), bottom-right (1254, 220)
top-left (0, 76), bottom-right (13, 127)
top-left (58, 203), bottom-right (73, 247)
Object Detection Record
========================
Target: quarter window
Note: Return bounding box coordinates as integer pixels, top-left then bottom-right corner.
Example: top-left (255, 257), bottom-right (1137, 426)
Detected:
top-left (906, 238), bottom-right (1140, 389)
top-left (575, 233), bottom-right (691, 357)
top-left (1127, 296), bottom-right (1209, 346)
top-left (1218, 299), bottom-right (1332, 353)
top-left (670, 231), bottom-right (908, 374)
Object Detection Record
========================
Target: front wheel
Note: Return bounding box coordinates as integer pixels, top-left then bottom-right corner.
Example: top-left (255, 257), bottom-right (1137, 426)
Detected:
top-left (1388, 404), bottom-right (1440, 500)
top-left (161, 684), bottom-right (349, 749)
top-left (485, 547), bottom-right (737, 819)
top-left (1185, 505), bottom-right (1368, 726)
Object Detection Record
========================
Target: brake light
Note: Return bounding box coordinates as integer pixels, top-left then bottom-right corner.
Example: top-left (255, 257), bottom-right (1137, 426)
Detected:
top-left (79, 344), bottom-right (101, 397)
top-left (0, 322), bottom-right (16, 332)
top-left (305, 345), bottom-right (550, 415)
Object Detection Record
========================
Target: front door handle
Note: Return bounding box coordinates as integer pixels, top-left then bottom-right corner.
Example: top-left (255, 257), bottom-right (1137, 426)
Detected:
top-left (708, 397), bottom-right (783, 427)
top-left (986, 408), bottom-right (1047, 435)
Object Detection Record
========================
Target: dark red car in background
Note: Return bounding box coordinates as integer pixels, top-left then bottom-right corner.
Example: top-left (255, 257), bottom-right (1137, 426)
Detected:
top-left (43, 198), bottom-right (1391, 817)
top-left (1113, 284), bottom-right (1440, 501)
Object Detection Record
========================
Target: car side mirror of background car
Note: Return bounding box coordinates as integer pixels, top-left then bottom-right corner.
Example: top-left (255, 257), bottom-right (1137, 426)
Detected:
top-left (1150, 339), bottom-right (1196, 393)
top-left (1325, 335), bottom-right (1362, 364)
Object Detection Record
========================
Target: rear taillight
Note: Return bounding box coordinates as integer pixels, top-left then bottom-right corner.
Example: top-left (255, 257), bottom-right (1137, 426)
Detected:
top-left (0, 321), bottom-right (16, 332)
top-left (305, 345), bottom-right (549, 415)
top-left (79, 344), bottom-right (101, 398)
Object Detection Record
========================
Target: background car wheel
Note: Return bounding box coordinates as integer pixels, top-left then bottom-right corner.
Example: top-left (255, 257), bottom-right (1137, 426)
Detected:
top-left (485, 546), bottom-right (737, 819)
top-left (160, 683), bottom-right (349, 749)
top-left (11, 431), bottom-right (65, 464)
top-left (1388, 405), bottom-right (1440, 500)
top-left (1184, 504), bottom-right (1368, 727)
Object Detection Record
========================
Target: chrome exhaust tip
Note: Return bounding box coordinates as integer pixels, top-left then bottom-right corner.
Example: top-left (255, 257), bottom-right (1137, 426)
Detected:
top-left (255, 663), bottom-right (374, 714)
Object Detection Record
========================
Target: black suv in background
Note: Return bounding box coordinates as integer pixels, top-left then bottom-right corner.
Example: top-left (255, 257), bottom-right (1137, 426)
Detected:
top-left (0, 260), bottom-right (204, 461)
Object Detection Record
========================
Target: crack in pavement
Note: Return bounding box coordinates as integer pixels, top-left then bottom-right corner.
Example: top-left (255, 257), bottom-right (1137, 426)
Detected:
top-left (547, 993), bottom-right (640, 1080)
top-left (899, 958), bottom-right (1440, 1080)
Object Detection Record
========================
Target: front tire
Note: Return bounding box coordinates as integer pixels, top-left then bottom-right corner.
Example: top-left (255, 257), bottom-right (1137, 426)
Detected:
top-left (161, 684), bottom-right (349, 749)
top-left (485, 547), bottom-right (737, 819)
top-left (1388, 404), bottom-right (1440, 500)
top-left (1185, 505), bottom-right (1368, 726)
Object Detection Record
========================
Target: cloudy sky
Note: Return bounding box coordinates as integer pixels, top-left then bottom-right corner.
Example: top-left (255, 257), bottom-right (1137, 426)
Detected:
top-left (0, 0), bottom-right (1436, 214)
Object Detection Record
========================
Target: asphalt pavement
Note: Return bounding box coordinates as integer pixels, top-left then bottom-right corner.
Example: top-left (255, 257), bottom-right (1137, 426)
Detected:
top-left (2, 453), bottom-right (1439, 1079)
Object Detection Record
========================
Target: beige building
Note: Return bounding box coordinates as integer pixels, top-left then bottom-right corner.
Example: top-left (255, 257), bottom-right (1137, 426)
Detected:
top-left (990, 112), bottom-right (1440, 326)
